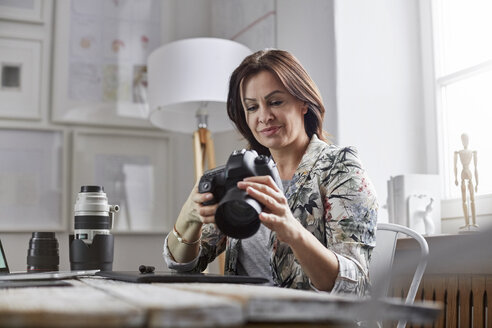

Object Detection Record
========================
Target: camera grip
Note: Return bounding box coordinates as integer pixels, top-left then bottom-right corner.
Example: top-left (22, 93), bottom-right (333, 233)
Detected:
top-left (198, 164), bottom-right (226, 207)
top-left (198, 181), bottom-right (216, 206)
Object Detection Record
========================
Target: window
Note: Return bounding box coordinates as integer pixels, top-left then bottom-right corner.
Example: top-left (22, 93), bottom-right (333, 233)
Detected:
top-left (433, 0), bottom-right (492, 199)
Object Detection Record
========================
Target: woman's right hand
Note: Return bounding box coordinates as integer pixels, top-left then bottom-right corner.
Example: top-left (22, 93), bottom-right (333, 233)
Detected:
top-left (191, 186), bottom-right (218, 224)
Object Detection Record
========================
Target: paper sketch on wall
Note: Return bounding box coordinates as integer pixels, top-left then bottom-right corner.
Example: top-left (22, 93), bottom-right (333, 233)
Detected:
top-left (62, 0), bottom-right (160, 121)
top-left (454, 133), bottom-right (479, 233)
top-left (132, 65), bottom-right (147, 104)
top-left (211, 0), bottom-right (276, 51)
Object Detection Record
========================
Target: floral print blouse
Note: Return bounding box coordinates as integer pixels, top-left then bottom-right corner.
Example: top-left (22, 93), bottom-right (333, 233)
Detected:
top-left (164, 135), bottom-right (378, 296)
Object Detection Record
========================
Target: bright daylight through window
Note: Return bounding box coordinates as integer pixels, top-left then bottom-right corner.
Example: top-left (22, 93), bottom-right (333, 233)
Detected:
top-left (434, 0), bottom-right (492, 198)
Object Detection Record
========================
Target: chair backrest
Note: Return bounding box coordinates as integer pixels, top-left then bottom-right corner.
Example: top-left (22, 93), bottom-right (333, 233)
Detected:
top-left (369, 223), bottom-right (429, 328)
top-left (370, 223), bottom-right (429, 304)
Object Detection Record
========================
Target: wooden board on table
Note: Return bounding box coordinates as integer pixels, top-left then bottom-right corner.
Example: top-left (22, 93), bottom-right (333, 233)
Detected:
top-left (163, 283), bottom-right (441, 325)
top-left (0, 279), bottom-right (144, 327)
top-left (81, 277), bottom-right (245, 327)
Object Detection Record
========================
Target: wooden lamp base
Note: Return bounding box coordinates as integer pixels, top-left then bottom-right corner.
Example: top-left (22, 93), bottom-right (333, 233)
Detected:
top-left (192, 127), bottom-right (225, 274)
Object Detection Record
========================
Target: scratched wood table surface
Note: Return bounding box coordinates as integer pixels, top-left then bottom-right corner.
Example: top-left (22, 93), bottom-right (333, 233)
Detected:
top-left (163, 282), bottom-right (441, 325)
top-left (0, 279), bottom-right (144, 327)
top-left (0, 277), bottom-right (440, 328)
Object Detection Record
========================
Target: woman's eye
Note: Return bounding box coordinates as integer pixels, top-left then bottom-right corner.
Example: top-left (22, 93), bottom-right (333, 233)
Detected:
top-left (246, 105), bottom-right (258, 111)
top-left (270, 100), bottom-right (283, 106)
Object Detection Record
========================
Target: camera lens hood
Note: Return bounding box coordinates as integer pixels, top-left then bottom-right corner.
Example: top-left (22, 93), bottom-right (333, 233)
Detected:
top-left (215, 187), bottom-right (262, 239)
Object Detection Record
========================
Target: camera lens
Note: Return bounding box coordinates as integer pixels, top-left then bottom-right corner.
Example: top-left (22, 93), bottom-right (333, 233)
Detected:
top-left (27, 232), bottom-right (59, 272)
top-left (222, 200), bottom-right (257, 220)
top-left (74, 185), bottom-right (118, 244)
top-left (216, 188), bottom-right (262, 239)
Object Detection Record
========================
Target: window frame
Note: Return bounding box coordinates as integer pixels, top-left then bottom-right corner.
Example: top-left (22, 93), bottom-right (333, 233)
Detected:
top-left (420, 0), bottom-right (492, 221)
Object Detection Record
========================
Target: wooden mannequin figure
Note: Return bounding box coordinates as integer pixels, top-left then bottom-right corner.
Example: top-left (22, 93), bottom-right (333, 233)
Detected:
top-left (454, 133), bottom-right (479, 232)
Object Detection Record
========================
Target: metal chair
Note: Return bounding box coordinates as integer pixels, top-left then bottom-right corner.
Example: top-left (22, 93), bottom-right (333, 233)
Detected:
top-left (369, 223), bottom-right (429, 328)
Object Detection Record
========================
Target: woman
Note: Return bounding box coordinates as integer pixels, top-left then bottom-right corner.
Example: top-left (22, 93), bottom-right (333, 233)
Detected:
top-left (164, 49), bottom-right (378, 295)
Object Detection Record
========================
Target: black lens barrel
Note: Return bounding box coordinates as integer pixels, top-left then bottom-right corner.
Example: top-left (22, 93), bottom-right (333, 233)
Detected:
top-left (74, 215), bottom-right (111, 230)
top-left (215, 187), bottom-right (262, 239)
top-left (27, 232), bottom-right (59, 272)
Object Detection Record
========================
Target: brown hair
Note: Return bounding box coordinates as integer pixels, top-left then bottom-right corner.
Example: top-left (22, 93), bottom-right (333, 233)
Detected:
top-left (227, 49), bottom-right (328, 156)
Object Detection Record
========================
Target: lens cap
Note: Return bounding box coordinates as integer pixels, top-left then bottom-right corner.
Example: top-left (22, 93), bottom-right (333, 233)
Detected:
top-left (81, 185), bottom-right (104, 193)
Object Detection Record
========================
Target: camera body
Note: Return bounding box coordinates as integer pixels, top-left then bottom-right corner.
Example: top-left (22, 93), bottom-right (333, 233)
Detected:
top-left (198, 149), bottom-right (282, 239)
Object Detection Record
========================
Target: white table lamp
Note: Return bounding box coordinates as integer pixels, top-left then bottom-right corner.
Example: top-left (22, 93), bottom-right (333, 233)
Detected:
top-left (147, 38), bottom-right (251, 179)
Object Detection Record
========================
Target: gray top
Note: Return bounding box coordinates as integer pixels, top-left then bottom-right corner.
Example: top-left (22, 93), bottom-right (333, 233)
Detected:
top-left (281, 179), bottom-right (290, 192)
top-left (236, 224), bottom-right (273, 284)
top-left (235, 179), bottom-right (291, 284)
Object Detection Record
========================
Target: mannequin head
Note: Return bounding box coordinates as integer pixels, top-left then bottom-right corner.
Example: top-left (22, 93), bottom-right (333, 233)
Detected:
top-left (461, 133), bottom-right (469, 149)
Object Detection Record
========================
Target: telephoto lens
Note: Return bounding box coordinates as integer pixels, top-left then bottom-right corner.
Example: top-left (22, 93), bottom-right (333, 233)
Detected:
top-left (27, 232), bottom-right (59, 272)
top-left (74, 185), bottom-right (119, 244)
top-left (70, 185), bottom-right (119, 271)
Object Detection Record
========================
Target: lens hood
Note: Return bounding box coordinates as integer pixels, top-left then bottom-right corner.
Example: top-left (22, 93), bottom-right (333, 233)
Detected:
top-left (69, 234), bottom-right (114, 271)
top-left (215, 187), bottom-right (262, 239)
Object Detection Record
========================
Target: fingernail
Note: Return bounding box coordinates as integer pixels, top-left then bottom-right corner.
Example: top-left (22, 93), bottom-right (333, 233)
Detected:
top-left (206, 194), bottom-right (213, 199)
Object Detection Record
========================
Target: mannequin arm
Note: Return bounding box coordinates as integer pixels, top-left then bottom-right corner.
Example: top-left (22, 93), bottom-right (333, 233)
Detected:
top-left (473, 151), bottom-right (478, 190)
top-left (454, 152), bottom-right (459, 185)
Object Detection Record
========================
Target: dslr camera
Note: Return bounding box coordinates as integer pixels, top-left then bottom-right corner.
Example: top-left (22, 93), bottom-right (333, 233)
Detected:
top-left (198, 149), bottom-right (282, 239)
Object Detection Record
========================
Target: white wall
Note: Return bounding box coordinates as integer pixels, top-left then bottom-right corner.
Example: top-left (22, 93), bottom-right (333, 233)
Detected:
top-left (161, 0), bottom-right (212, 41)
top-left (334, 0), bottom-right (427, 221)
top-left (276, 0), bottom-right (338, 139)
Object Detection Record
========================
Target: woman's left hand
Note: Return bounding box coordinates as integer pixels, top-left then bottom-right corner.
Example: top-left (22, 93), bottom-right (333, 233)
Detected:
top-left (237, 176), bottom-right (304, 245)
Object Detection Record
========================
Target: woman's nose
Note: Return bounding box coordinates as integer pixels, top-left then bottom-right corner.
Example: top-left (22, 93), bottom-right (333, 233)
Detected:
top-left (258, 105), bottom-right (274, 124)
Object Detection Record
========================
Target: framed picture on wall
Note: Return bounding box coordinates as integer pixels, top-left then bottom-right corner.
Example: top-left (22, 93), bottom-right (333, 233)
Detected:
top-left (0, 0), bottom-right (45, 24)
top-left (0, 37), bottom-right (42, 120)
top-left (51, 0), bottom-right (163, 128)
top-left (0, 128), bottom-right (67, 231)
top-left (72, 130), bottom-right (172, 233)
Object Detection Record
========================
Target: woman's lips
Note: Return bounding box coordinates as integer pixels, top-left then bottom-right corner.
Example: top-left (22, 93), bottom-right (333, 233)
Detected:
top-left (259, 126), bottom-right (281, 136)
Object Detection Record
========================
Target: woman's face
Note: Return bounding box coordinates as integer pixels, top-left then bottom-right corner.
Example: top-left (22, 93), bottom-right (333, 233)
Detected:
top-left (242, 70), bottom-right (308, 152)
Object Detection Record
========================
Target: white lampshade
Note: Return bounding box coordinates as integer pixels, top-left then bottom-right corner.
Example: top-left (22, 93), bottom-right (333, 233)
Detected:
top-left (147, 38), bottom-right (251, 133)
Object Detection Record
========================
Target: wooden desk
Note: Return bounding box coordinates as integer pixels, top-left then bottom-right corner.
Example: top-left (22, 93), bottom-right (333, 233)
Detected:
top-left (0, 277), bottom-right (440, 327)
